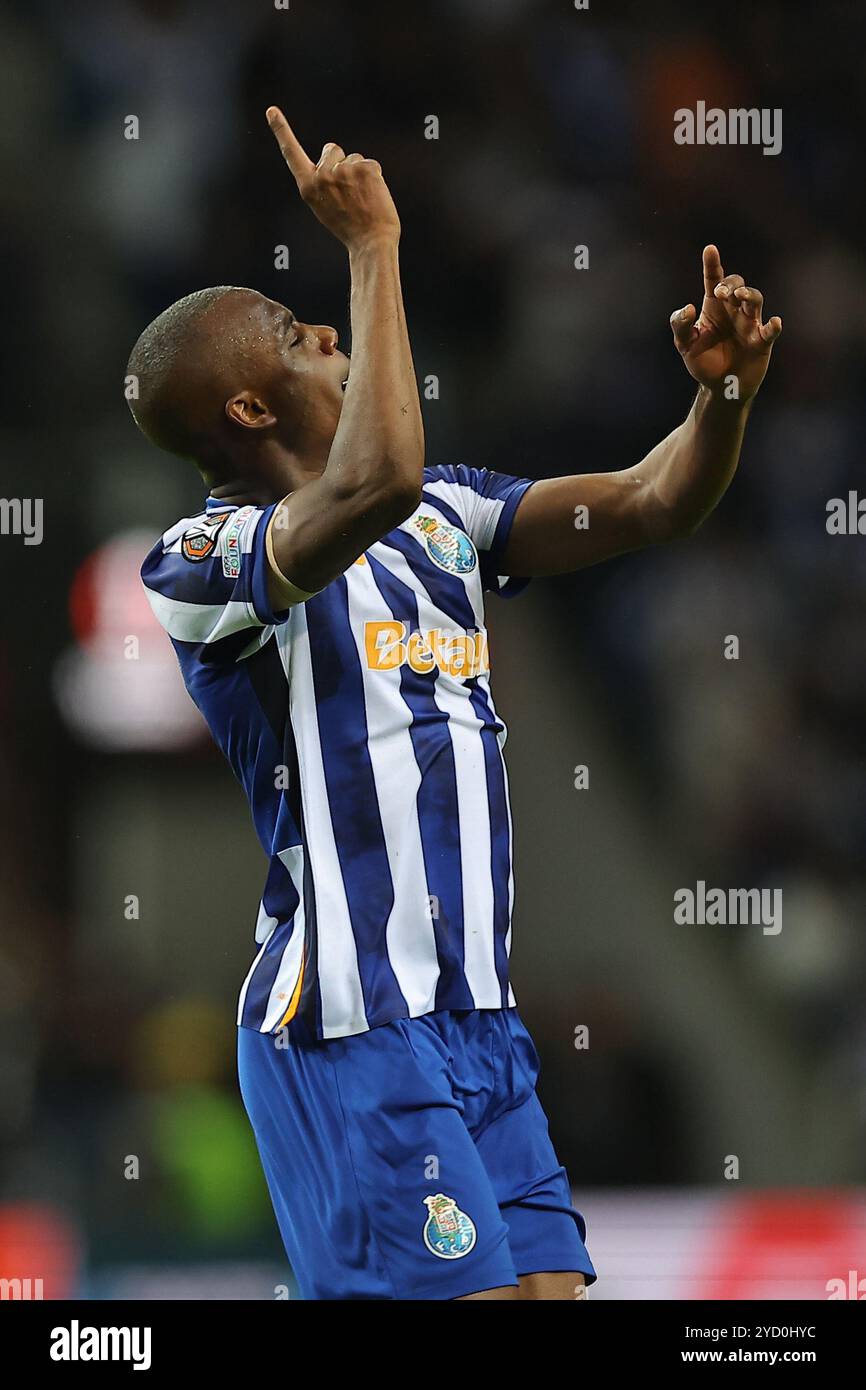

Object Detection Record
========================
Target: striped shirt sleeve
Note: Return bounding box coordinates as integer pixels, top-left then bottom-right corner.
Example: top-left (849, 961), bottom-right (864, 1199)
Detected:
top-left (421, 464), bottom-right (535, 597)
top-left (141, 502), bottom-right (297, 661)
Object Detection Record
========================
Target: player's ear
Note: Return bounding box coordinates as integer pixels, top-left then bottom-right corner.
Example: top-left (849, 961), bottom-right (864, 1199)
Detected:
top-left (225, 391), bottom-right (277, 431)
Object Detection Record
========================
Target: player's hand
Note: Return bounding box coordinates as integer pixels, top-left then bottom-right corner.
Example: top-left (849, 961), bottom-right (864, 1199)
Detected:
top-left (670, 246), bottom-right (782, 401)
top-left (266, 106), bottom-right (400, 252)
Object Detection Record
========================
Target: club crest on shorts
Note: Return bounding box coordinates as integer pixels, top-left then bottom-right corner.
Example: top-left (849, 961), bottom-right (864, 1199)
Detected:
top-left (422, 1193), bottom-right (477, 1259)
top-left (412, 514), bottom-right (477, 575)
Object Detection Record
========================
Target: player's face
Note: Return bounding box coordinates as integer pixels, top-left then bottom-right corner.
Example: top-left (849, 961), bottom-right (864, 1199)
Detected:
top-left (243, 292), bottom-right (350, 434)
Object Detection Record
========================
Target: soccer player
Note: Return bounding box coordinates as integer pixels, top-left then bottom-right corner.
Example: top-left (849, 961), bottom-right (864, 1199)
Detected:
top-left (132, 108), bottom-right (781, 1300)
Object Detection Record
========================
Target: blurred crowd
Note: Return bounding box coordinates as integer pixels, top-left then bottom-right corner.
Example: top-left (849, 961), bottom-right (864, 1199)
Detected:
top-left (1, 0), bottom-right (865, 1284)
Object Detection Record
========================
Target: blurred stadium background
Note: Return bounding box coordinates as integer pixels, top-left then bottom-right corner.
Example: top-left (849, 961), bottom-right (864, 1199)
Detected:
top-left (2, 0), bottom-right (866, 1299)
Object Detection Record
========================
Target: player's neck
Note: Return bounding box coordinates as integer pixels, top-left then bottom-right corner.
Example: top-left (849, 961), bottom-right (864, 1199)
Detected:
top-left (199, 438), bottom-right (329, 507)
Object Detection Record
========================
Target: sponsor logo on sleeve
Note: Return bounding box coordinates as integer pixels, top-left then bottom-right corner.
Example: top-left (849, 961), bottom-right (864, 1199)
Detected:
top-left (180, 509), bottom-right (232, 563)
top-left (221, 505), bottom-right (255, 579)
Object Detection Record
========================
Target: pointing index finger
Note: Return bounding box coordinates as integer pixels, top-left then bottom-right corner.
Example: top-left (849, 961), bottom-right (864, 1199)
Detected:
top-left (266, 106), bottom-right (315, 185)
top-left (702, 244), bottom-right (725, 298)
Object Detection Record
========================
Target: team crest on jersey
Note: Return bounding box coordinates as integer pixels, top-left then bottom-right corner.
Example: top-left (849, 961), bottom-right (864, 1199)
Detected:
top-left (422, 1194), bottom-right (477, 1260)
top-left (412, 514), bottom-right (477, 575)
top-left (180, 509), bottom-right (231, 563)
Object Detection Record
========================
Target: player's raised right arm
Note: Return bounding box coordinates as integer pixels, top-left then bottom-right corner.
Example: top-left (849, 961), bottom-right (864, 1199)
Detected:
top-left (264, 109), bottom-right (424, 599)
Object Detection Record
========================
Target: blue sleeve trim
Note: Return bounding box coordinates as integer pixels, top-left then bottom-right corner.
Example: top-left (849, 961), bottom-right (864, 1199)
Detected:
top-left (484, 478), bottom-right (534, 598)
top-left (250, 504), bottom-right (293, 627)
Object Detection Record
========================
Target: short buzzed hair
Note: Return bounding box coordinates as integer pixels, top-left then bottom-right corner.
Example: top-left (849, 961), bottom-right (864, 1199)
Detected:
top-left (126, 286), bottom-right (239, 461)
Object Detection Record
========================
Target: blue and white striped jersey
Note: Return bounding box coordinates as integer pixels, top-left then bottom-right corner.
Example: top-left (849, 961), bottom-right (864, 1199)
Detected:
top-left (141, 464), bottom-right (534, 1039)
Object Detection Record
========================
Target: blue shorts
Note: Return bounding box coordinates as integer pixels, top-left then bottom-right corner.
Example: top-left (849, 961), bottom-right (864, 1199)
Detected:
top-left (237, 1006), bottom-right (596, 1300)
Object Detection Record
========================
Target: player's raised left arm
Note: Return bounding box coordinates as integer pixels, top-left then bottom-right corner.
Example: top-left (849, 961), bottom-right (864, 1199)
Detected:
top-left (502, 246), bottom-right (782, 576)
